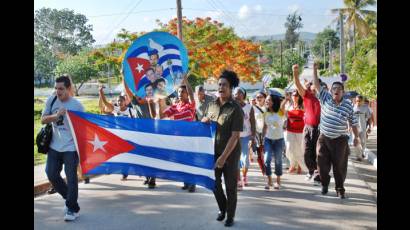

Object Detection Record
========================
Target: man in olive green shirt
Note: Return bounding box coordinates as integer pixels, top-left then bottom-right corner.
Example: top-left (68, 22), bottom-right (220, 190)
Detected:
top-left (202, 70), bottom-right (243, 227)
top-left (195, 85), bottom-right (215, 121)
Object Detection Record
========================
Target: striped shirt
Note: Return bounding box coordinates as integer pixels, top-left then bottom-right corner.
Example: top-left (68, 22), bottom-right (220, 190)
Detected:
top-left (318, 87), bottom-right (358, 139)
top-left (164, 100), bottom-right (196, 121)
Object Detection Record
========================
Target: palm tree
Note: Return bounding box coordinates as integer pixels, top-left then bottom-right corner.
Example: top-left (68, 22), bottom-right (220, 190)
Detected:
top-left (332, 0), bottom-right (377, 55)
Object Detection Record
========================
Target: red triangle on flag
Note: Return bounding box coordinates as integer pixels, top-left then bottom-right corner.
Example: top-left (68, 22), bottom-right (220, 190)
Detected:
top-left (127, 57), bottom-right (151, 89)
top-left (68, 112), bottom-right (135, 174)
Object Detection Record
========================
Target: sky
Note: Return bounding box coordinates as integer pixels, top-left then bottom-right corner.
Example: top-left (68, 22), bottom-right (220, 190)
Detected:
top-left (34, 0), bottom-right (377, 45)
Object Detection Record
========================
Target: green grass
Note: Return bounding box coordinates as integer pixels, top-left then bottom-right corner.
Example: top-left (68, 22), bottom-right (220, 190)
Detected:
top-left (34, 97), bottom-right (101, 166)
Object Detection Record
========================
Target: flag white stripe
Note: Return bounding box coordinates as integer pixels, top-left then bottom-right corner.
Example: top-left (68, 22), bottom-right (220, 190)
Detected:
top-left (105, 128), bottom-right (214, 155)
top-left (160, 49), bottom-right (180, 56)
top-left (107, 153), bottom-right (214, 179)
top-left (160, 59), bottom-right (182, 69)
top-left (137, 53), bottom-right (149, 60)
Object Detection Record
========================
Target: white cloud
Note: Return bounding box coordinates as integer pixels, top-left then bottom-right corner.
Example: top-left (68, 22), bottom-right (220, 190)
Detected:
top-left (288, 4), bottom-right (301, 13)
top-left (143, 17), bottom-right (151, 22)
top-left (254, 4), bottom-right (262, 12)
top-left (238, 5), bottom-right (250, 19)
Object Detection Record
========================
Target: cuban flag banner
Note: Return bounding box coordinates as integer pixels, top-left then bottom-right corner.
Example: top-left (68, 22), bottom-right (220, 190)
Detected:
top-left (122, 31), bottom-right (189, 99)
top-left (66, 110), bottom-right (216, 191)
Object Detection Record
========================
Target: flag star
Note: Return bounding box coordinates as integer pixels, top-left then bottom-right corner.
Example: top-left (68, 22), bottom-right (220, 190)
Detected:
top-left (135, 63), bottom-right (144, 73)
top-left (88, 133), bottom-right (108, 153)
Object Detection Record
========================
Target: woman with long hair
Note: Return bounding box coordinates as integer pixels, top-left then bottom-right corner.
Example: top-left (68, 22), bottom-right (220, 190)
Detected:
top-left (262, 94), bottom-right (287, 190)
top-left (285, 90), bottom-right (307, 174)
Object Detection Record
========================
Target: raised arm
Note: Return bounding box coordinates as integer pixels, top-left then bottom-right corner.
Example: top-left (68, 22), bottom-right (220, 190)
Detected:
top-left (182, 72), bottom-right (195, 104)
top-left (312, 62), bottom-right (320, 93)
top-left (293, 64), bottom-right (306, 97)
top-left (99, 86), bottom-right (114, 112)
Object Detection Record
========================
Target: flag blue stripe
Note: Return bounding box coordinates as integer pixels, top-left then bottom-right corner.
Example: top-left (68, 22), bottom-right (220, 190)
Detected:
top-left (158, 54), bottom-right (181, 65)
top-left (86, 162), bottom-right (215, 191)
top-left (128, 46), bottom-right (148, 58)
top-left (69, 111), bottom-right (216, 137)
top-left (127, 141), bottom-right (214, 169)
top-left (163, 44), bottom-right (180, 50)
top-left (162, 66), bottom-right (183, 78)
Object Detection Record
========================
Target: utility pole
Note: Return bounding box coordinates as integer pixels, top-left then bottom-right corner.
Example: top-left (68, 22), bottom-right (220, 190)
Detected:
top-left (176, 0), bottom-right (183, 41)
top-left (329, 40), bottom-right (332, 73)
top-left (280, 40), bottom-right (283, 78)
top-left (323, 43), bottom-right (326, 70)
top-left (340, 11), bottom-right (345, 74)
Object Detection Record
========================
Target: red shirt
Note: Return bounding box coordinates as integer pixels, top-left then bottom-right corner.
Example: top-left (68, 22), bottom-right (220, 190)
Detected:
top-left (287, 109), bottom-right (305, 133)
top-left (164, 100), bottom-right (196, 121)
top-left (303, 90), bottom-right (321, 126)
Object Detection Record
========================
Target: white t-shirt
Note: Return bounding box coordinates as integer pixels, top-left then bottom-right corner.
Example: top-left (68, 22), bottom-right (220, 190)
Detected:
top-left (113, 106), bottom-right (136, 118)
top-left (240, 103), bottom-right (252, 137)
top-left (42, 96), bottom-right (85, 152)
top-left (264, 111), bottom-right (285, 140)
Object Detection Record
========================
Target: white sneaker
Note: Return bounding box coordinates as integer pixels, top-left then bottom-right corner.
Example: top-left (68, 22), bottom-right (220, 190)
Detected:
top-left (273, 183), bottom-right (280, 190)
top-left (64, 210), bottom-right (79, 221)
top-left (305, 173), bottom-right (313, 181)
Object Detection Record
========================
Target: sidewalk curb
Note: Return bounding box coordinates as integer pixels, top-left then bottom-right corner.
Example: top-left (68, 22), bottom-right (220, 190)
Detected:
top-left (34, 175), bottom-right (101, 197)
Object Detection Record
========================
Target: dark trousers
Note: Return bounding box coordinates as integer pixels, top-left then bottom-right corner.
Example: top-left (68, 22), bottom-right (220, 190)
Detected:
top-left (214, 159), bottom-right (239, 219)
top-left (46, 148), bottom-right (80, 213)
top-left (316, 134), bottom-right (349, 193)
top-left (303, 125), bottom-right (320, 175)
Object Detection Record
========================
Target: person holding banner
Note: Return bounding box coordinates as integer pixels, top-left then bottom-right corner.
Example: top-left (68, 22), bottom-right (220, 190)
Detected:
top-left (158, 74), bottom-right (197, 192)
top-left (41, 75), bottom-right (84, 221)
top-left (202, 70), bottom-right (243, 227)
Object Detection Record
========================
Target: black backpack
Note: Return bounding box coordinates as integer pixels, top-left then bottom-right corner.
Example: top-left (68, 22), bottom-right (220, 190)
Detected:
top-left (36, 96), bottom-right (57, 154)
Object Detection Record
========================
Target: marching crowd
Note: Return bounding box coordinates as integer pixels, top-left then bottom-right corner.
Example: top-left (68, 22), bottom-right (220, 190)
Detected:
top-left (40, 62), bottom-right (374, 226)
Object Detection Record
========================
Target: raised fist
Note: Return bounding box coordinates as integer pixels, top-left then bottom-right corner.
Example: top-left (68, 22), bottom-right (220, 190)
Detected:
top-left (292, 64), bottom-right (299, 72)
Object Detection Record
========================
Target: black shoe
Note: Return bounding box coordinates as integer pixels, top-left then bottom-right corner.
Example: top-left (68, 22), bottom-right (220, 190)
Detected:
top-left (188, 185), bottom-right (196, 193)
top-left (121, 175), bottom-right (128, 181)
top-left (224, 218), bottom-right (234, 227)
top-left (321, 186), bottom-right (328, 195)
top-left (84, 178), bottom-right (90, 184)
top-left (47, 187), bottom-right (56, 194)
top-left (148, 178), bottom-right (156, 189)
top-left (181, 185), bottom-right (189, 190)
top-left (216, 212), bottom-right (225, 221)
top-left (336, 190), bottom-right (346, 199)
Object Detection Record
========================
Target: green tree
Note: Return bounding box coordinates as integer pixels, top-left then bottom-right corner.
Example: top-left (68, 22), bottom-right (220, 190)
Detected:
top-left (54, 49), bottom-right (98, 95)
top-left (269, 76), bottom-right (289, 89)
top-left (311, 28), bottom-right (340, 59)
top-left (34, 43), bottom-right (57, 86)
top-left (273, 49), bottom-right (305, 79)
top-left (345, 35), bottom-right (376, 99)
top-left (34, 8), bottom-right (95, 57)
top-left (284, 12), bottom-right (303, 49)
top-left (331, 0), bottom-right (376, 55)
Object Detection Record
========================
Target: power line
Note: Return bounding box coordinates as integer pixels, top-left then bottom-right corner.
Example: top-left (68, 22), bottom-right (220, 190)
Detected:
top-left (101, 0), bottom-right (144, 44)
top-left (89, 8), bottom-right (173, 18)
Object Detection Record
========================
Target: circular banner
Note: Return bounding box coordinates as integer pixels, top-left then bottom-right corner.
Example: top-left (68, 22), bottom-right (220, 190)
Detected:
top-left (122, 31), bottom-right (189, 99)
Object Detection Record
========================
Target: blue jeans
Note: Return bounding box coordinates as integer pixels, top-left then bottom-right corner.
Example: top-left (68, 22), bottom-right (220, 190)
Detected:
top-left (239, 136), bottom-right (250, 169)
top-left (264, 138), bottom-right (285, 176)
top-left (46, 148), bottom-right (80, 213)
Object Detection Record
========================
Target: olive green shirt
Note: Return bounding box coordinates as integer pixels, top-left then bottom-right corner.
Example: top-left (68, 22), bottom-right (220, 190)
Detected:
top-left (205, 97), bottom-right (243, 164)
